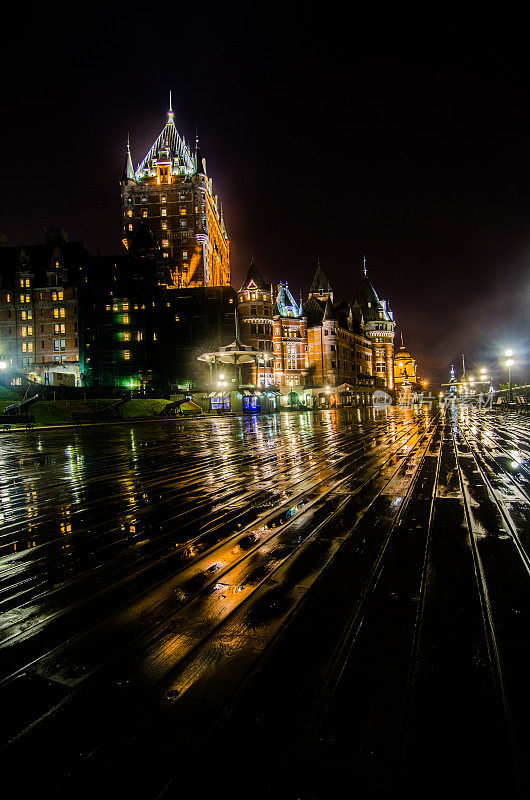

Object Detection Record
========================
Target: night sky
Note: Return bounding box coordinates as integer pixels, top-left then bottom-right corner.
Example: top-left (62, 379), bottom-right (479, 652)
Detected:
top-left (1, 8), bottom-right (529, 387)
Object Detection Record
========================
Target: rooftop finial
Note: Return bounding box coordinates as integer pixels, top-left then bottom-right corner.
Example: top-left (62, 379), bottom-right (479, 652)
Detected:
top-left (363, 255), bottom-right (367, 276)
top-left (168, 91), bottom-right (174, 123)
top-left (401, 331), bottom-right (404, 347)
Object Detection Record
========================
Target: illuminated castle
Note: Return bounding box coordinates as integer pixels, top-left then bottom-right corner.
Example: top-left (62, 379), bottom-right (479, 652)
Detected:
top-left (120, 96), bottom-right (230, 289)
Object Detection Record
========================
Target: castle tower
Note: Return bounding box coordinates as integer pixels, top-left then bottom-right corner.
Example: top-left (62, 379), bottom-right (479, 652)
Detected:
top-left (308, 261), bottom-right (333, 303)
top-left (237, 258), bottom-right (274, 386)
top-left (353, 261), bottom-right (395, 390)
top-left (120, 98), bottom-right (230, 289)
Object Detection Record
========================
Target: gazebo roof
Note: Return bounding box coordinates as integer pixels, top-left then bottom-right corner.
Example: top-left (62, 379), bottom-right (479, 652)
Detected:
top-left (198, 338), bottom-right (272, 365)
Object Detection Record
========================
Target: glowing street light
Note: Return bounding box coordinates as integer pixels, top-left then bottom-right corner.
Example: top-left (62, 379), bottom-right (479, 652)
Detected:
top-left (505, 350), bottom-right (514, 403)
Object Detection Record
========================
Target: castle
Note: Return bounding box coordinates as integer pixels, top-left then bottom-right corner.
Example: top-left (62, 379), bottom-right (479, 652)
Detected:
top-left (0, 101), bottom-right (398, 403)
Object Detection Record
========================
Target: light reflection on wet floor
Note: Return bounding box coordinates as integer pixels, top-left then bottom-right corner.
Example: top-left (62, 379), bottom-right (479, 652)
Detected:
top-left (1, 406), bottom-right (530, 799)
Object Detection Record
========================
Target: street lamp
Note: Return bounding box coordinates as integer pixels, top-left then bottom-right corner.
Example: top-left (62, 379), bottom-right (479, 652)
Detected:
top-left (505, 350), bottom-right (514, 403)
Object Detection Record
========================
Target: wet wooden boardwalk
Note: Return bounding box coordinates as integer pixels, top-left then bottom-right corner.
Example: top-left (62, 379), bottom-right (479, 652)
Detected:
top-left (0, 407), bottom-right (529, 799)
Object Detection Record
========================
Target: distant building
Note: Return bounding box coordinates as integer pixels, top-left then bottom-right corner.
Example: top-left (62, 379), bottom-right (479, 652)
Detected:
top-left (353, 263), bottom-right (395, 391)
top-left (121, 99), bottom-right (230, 290)
top-left (0, 228), bottom-right (90, 387)
top-left (394, 333), bottom-right (419, 391)
top-left (234, 259), bottom-right (396, 407)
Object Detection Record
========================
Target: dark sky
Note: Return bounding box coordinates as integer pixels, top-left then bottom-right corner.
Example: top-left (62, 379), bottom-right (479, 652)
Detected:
top-left (1, 7), bottom-right (529, 387)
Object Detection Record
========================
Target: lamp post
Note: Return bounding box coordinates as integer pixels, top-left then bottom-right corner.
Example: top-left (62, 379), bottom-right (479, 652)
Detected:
top-left (217, 373), bottom-right (228, 411)
top-left (505, 350), bottom-right (514, 403)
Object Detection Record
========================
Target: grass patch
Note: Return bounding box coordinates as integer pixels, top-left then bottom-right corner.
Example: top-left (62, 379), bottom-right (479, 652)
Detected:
top-left (0, 398), bottom-right (172, 427)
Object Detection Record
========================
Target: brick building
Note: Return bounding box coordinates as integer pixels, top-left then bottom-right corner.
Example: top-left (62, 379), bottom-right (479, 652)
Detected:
top-left (0, 228), bottom-right (90, 387)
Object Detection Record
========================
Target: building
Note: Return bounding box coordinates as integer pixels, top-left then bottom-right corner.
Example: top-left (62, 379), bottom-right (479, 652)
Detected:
top-left (305, 263), bottom-right (374, 395)
top-left (236, 259), bottom-right (274, 386)
top-left (0, 228), bottom-right (90, 387)
top-left (353, 262), bottom-right (396, 391)
top-left (272, 283), bottom-right (307, 393)
top-left (121, 99), bottom-right (230, 290)
top-left (82, 254), bottom-right (237, 393)
top-left (394, 333), bottom-right (419, 392)
top-left (234, 259), bottom-right (396, 408)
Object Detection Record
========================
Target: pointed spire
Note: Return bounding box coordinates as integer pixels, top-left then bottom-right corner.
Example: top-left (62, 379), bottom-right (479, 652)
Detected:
top-left (363, 255), bottom-right (367, 276)
top-left (122, 134), bottom-right (135, 181)
top-left (309, 262), bottom-right (332, 294)
top-left (240, 257), bottom-right (267, 291)
top-left (195, 129), bottom-right (205, 175)
top-left (168, 90), bottom-right (174, 124)
top-left (401, 331), bottom-right (404, 348)
top-left (323, 295), bottom-right (335, 321)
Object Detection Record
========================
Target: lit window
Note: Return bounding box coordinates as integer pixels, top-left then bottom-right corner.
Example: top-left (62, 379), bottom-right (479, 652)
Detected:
top-left (180, 207), bottom-right (186, 216)
top-left (127, 210), bottom-right (133, 217)
top-left (162, 239), bottom-right (169, 248)
top-left (161, 222), bottom-right (167, 230)
top-left (161, 196), bottom-right (167, 203)
top-left (123, 332), bottom-right (131, 341)
top-left (21, 310), bottom-right (27, 320)
top-left (153, 332), bottom-right (157, 341)
top-left (19, 294), bottom-right (25, 303)
top-left (174, 315), bottom-right (180, 322)
top-left (122, 303), bottom-right (129, 311)
top-left (123, 350), bottom-right (130, 360)
top-left (161, 208), bottom-right (167, 217)
top-left (58, 291), bottom-right (64, 300)
top-left (122, 315), bottom-right (129, 324)
top-left (21, 326), bottom-right (27, 337)
top-left (142, 210), bottom-right (148, 218)
top-left (136, 331), bottom-right (143, 341)
top-left (53, 308), bottom-right (59, 318)
top-left (128, 224), bottom-right (133, 231)
top-left (163, 253), bottom-right (169, 258)
top-left (25, 279), bottom-right (31, 288)
top-left (21, 342), bottom-right (27, 352)
top-left (60, 308), bottom-right (66, 318)
top-left (105, 304), bottom-right (111, 311)
top-left (182, 250), bottom-right (188, 259)
top-left (55, 261), bottom-right (60, 268)
top-left (19, 279), bottom-right (24, 288)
